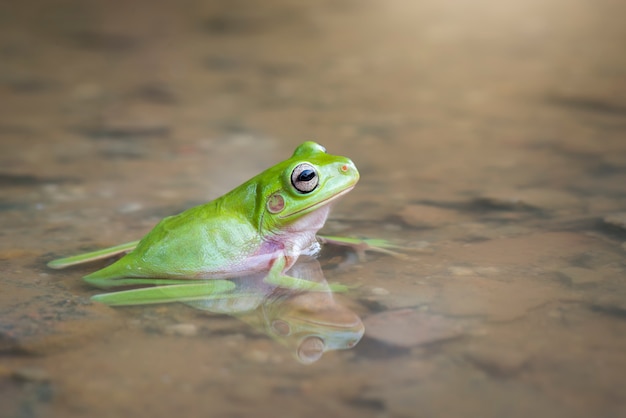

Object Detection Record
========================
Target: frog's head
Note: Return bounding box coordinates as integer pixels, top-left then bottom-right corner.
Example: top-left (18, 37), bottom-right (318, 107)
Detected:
top-left (259, 141), bottom-right (359, 233)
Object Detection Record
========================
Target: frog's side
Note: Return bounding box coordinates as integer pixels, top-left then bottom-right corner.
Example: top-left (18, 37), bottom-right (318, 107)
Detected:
top-left (49, 141), bottom-right (361, 292)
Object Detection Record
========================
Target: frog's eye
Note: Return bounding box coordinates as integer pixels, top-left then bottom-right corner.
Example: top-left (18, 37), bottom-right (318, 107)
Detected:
top-left (291, 163), bottom-right (318, 193)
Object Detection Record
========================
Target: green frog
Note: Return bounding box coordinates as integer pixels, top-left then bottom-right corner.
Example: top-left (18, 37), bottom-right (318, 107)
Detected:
top-left (48, 141), bottom-right (401, 296)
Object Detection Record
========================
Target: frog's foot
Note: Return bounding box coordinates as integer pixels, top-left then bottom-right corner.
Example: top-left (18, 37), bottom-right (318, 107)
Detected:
top-left (318, 235), bottom-right (422, 262)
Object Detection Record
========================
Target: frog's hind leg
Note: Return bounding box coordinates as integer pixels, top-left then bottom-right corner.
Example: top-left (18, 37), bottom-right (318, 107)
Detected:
top-left (91, 280), bottom-right (236, 306)
top-left (47, 240), bottom-right (140, 269)
top-left (84, 276), bottom-right (197, 289)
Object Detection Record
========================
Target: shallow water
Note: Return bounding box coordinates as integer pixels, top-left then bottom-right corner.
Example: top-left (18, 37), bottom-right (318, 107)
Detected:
top-left (2, 0), bottom-right (626, 417)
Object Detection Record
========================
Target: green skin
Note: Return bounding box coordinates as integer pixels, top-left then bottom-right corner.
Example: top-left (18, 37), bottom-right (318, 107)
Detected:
top-left (48, 142), bottom-right (402, 299)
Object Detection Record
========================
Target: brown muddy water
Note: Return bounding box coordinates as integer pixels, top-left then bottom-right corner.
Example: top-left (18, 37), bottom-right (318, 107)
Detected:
top-left (1, 0), bottom-right (626, 417)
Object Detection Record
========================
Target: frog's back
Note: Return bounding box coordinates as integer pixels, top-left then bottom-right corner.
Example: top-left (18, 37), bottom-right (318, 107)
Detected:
top-left (83, 204), bottom-right (262, 281)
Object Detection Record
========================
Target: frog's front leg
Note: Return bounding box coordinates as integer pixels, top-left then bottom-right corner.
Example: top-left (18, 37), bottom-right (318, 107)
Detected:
top-left (317, 235), bottom-right (416, 262)
top-left (264, 256), bottom-right (348, 292)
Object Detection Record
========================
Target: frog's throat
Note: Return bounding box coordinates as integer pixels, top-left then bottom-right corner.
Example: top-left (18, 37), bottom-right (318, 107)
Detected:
top-left (278, 185), bottom-right (355, 219)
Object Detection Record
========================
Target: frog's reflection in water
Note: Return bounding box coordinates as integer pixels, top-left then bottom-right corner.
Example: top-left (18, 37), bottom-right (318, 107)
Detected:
top-left (99, 256), bottom-right (364, 364)
top-left (194, 257), bottom-right (363, 364)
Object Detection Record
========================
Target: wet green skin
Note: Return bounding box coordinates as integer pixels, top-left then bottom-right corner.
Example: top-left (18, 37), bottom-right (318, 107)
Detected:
top-left (48, 142), bottom-right (397, 293)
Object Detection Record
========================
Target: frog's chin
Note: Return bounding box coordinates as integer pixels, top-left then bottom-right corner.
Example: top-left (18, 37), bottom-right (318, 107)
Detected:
top-left (279, 185), bottom-right (355, 220)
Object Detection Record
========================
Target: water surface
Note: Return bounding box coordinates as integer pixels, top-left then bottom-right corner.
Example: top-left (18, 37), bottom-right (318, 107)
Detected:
top-left (1, 0), bottom-right (626, 417)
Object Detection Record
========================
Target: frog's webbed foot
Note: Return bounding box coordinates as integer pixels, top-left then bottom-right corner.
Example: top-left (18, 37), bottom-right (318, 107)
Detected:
top-left (317, 235), bottom-right (424, 262)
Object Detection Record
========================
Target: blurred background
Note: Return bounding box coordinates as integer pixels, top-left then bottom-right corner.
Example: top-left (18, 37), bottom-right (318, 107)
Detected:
top-left (1, 0), bottom-right (625, 417)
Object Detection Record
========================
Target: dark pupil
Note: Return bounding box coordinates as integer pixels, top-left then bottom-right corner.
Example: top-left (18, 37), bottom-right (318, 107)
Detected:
top-left (297, 169), bottom-right (316, 182)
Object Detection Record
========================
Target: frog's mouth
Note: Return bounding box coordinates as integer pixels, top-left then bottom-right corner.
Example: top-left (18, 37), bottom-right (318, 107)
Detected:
top-left (279, 185), bottom-right (355, 219)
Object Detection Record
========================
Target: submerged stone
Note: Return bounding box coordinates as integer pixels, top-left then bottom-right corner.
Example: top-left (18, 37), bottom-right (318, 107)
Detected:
top-left (363, 308), bottom-right (475, 348)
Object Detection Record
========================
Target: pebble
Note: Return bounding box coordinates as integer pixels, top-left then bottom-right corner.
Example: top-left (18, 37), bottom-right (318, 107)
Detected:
top-left (12, 367), bottom-right (50, 382)
top-left (603, 213), bottom-right (626, 230)
top-left (464, 346), bottom-right (528, 377)
top-left (117, 202), bottom-right (143, 213)
top-left (363, 308), bottom-right (472, 348)
top-left (429, 277), bottom-right (559, 322)
top-left (163, 323), bottom-right (198, 337)
top-left (590, 295), bottom-right (626, 314)
top-left (558, 267), bottom-right (603, 286)
top-left (448, 266), bottom-right (475, 276)
top-left (370, 287), bottom-right (390, 296)
top-left (448, 265), bottom-right (500, 277)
